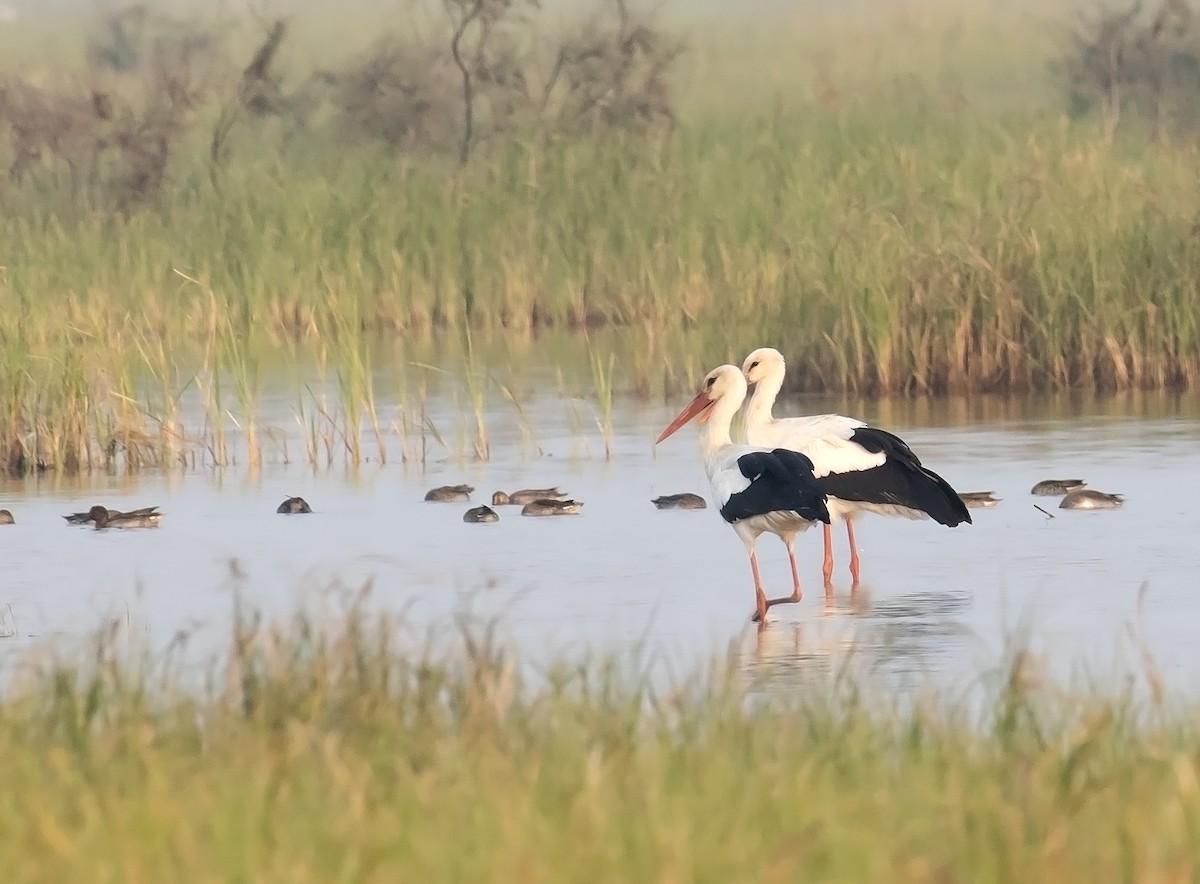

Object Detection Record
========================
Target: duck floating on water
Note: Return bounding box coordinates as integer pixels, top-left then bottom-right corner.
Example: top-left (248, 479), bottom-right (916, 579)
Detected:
top-left (1059, 489), bottom-right (1125, 510)
top-left (0, 509), bottom-right (13, 525)
top-left (424, 484), bottom-right (474, 502)
top-left (521, 499), bottom-right (584, 517)
top-left (464, 505), bottom-right (500, 523)
top-left (64, 505), bottom-right (160, 525)
top-left (1031, 479), bottom-right (1086, 496)
top-left (651, 493), bottom-right (708, 510)
top-left (276, 496), bottom-right (312, 514)
top-left (89, 505), bottom-right (162, 529)
top-left (958, 491), bottom-right (1001, 509)
top-left (492, 488), bottom-right (566, 506)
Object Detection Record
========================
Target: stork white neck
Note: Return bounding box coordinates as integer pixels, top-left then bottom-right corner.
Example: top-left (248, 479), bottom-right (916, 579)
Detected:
top-left (699, 372), bottom-right (748, 477)
top-left (745, 358), bottom-right (785, 429)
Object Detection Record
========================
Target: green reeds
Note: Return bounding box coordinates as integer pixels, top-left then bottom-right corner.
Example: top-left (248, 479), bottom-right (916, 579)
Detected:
top-left (1, 595), bottom-right (1199, 880)
top-left (2, 1), bottom-right (1200, 474)
top-left (7, 113), bottom-right (1200, 400)
top-left (461, 331), bottom-right (490, 462)
top-left (589, 342), bottom-right (616, 460)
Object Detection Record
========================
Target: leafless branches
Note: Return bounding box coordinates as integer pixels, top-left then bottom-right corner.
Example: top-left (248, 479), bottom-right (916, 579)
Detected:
top-left (0, 0), bottom-right (684, 213)
top-left (1059, 0), bottom-right (1200, 140)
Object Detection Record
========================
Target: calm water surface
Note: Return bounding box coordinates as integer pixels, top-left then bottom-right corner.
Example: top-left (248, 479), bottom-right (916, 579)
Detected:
top-left (1, 385), bottom-right (1197, 698)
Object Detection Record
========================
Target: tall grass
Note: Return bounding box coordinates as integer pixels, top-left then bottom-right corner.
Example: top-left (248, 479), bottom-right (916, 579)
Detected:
top-left (16, 125), bottom-right (1200, 364)
top-left (7, 108), bottom-right (1200, 395)
top-left (2, 599), bottom-right (1199, 880)
top-left (2, 0), bottom-right (1199, 473)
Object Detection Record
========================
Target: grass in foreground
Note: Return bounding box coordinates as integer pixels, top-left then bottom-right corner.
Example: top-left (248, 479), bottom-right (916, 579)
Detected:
top-left (1, 603), bottom-right (1198, 881)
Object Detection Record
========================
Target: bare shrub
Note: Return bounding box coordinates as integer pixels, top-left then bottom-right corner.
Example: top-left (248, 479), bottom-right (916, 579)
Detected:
top-left (1059, 0), bottom-right (1200, 140)
top-left (324, 38), bottom-right (464, 155)
top-left (0, 78), bottom-right (107, 190)
top-left (0, 0), bottom-right (684, 211)
top-left (210, 18), bottom-right (293, 180)
top-left (541, 0), bottom-right (682, 136)
top-left (304, 0), bottom-right (681, 161)
top-left (87, 3), bottom-right (224, 82)
top-left (0, 48), bottom-right (206, 210)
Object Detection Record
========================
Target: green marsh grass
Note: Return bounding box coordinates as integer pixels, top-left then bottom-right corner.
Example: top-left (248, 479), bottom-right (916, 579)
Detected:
top-left (493, 373), bottom-right (545, 458)
top-left (3, 598), bottom-right (1200, 880)
top-left (588, 342), bottom-right (617, 460)
top-left (2, 1), bottom-right (1200, 473)
top-left (461, 332), bottom-right (491, 462)
top-left (8, 106), bottom-right (1199, 395)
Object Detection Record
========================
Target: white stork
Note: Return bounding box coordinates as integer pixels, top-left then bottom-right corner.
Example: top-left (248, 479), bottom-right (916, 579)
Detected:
top-left (656, 364), bottom-right (831, 624)
top-left (741, 347), bottom-right (971, 587)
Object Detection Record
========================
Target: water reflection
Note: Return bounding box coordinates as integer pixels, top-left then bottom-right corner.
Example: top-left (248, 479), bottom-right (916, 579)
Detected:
top-left (740, 583), bottom-right (974, 696)
top-left (0, 382), bottom-right (1198, 696)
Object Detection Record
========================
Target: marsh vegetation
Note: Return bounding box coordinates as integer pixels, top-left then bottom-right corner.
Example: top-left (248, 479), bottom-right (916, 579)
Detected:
top-left (2, 0), bottom-right (1199, 476)
top-left (2, 600), bottom-right (1199, 880)
top-left (3, 7), bottom-right (1198, 876)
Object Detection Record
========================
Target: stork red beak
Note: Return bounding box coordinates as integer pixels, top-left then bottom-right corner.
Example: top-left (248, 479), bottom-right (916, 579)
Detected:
top-left (656, 391), bottom-right (715, 444)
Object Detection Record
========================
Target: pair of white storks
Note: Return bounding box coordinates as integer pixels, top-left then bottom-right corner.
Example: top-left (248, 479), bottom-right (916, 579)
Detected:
top-left (656, 348), bottom-right (971, 624)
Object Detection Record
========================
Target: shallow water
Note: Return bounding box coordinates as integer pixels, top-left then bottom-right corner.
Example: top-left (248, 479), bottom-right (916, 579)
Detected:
top-left (1, 384), bottom-right (1197, 698)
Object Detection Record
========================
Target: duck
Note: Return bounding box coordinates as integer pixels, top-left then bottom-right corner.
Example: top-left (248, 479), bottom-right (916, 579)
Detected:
top-left (958, 491), bottom-right (1001, 509)
top-left (276, 496), bottom-right (312, 514)
top-left (425, 484), bottom-right (474, 502)
top-left (1031, 479), bottom-right (1086, 496)
top-left (64, 505), bottom-right (160, 525)
top-left (741, 347), bottom-right (970, 588)
top-left (89, 505), bottom-right (162, 529)
top-left (0, 509), bottom-right (13, 525)
top-left (1059, 489), bottom-right (1125, 510)
top-left (491, 488), bottom-right (566, 506)
top-left (520, 499), bottom-right (584, 517)
top-left (651, 493), bottom-right (708, 510)
top-left (464, 505), bottom-right (500, 523)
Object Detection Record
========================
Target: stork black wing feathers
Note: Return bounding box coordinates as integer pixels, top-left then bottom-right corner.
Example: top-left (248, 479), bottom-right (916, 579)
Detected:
top-left (812, 427), bottom-right (972, 527)
top-left (720, 449), bottom-right (831, 525)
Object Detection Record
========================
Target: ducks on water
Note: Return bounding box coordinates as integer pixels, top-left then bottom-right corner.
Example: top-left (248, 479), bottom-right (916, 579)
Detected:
top-left (651, 493), bottom-right (707, 510)
top-left (425, 484), bottom-right (474, 502)
top-left (89, 505), bottom-right (161, 529)
top-left (0, 509), bottom-right (13, 525)
top-left (276, 496), bottom-right (312, 514)
top-left (64, 505), bottom-right (160, 525)
top-left (1031, 479), bottom-right (1086, 496)
top-left (464, 505), bottom-right (500, 523)
top-left (959, 491), bottom-right (1001, 509)
top-left (492, 488), bottom-right (566, 506)
top-left (1060, 489), bottom-right (1125, 510)
top-left (521, 499), bottom-right (584, 517)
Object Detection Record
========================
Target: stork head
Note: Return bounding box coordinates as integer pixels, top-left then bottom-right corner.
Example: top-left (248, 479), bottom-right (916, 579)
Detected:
top-left (741, 347), bottom-right (785, 385)
top-left (656, 365), bottom-right (744, 444)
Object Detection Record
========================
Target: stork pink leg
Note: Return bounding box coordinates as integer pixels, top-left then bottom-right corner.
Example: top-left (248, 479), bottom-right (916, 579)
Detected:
top-left (782, 537), bottom-right (803, 603)
top-left (755, 537), bottom-right (807, 621)
top-left (846, 519), bottom-right (861, 587)
top-left (748, 548), bottom-right (769, 624)
top-left (821, 522), bottom-right (835, 587)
